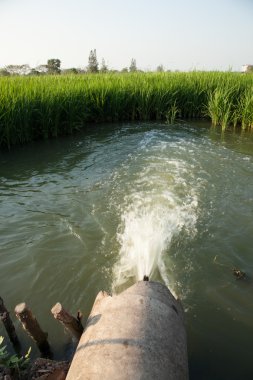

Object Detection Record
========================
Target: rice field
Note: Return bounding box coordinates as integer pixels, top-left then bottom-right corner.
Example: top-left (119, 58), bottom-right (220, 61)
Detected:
top-left (0, 72), bottom-right (253, 147)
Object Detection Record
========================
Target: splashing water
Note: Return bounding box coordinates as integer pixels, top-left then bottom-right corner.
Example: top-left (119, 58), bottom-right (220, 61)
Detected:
top-left (112, 132), bottom-right (199, 290)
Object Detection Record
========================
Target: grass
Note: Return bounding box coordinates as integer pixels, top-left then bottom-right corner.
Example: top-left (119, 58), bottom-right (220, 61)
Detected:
top-left (0, 72), bottom-right (253, 147)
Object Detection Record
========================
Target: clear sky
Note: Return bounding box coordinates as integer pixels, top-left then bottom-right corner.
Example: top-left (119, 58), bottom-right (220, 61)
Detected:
top-left (0, 0), bottom-right (252, 71)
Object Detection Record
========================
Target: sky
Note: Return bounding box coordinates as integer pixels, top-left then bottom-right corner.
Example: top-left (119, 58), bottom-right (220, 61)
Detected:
top-left (0, 0), bottom-right (252, 71)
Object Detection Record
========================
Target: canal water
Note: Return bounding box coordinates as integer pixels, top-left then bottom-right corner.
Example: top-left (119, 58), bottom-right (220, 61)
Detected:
top-left (0, 122), bottom-right (253, 379)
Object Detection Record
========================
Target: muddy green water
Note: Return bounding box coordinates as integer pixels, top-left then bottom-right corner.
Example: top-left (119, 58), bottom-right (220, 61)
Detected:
top-left (0, 122), bottom-right (253, 379)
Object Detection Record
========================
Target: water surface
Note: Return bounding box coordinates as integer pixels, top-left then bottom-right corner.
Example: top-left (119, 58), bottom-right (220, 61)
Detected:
top-left (1, 122), bottom-right (253, 379)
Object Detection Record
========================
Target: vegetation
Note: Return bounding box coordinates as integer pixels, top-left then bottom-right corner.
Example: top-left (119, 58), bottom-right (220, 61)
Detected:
top-left (87, 49), bottom-right (99, 73)
top-left (0, 336), bottom-right (31, 378)
top-left (47, 59), bottom-right (61, 75)
top-left (129, 59), bottom-right (137, 73)
top-left (156, 65), bottom-right (165, 72)
top-left (0, 71), bottom-right (253, 147)
top-left (100, 58), bottom-right (108, 74)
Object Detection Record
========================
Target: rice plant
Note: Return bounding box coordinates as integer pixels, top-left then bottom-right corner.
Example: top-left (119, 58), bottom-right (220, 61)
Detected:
top-left (237, 88), bottom-right (253, 129)
top-left (206, 87), bottom-right (235, 131)
top-left (0, 72), bottom-right (253, 147)
top-left (166, 101), bottom-right (180, 124)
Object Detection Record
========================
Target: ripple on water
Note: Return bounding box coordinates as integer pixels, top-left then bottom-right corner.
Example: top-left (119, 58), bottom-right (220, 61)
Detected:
top-left (0, 123), bottom-right (253, 378)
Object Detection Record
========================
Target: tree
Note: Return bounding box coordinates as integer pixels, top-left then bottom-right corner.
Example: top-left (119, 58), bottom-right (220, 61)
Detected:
top-left (121, 67), bottom-right (128, 73)
top-left (35, 64), bottom-right (48, 75)
top-left (62, 68), bottom-right (79, 75)
top-left (156, 64), bottom-right (164, 72)
top-left (5, 64), bottom-right (31, 75)
top-left (129, 58), bottom-right (137, 72)
top-left (0, 68), bottom-right (10, 76)
top-left (47, 59), bottom-right (61, 74)
top-left (87, 49), bottom-right (98, 73)
top-left (29, 68), bottom-right (41, 76)
top-left (245, 65), bottom-right (253, 73)
top-left (100, 58), bottom-right (108, 73)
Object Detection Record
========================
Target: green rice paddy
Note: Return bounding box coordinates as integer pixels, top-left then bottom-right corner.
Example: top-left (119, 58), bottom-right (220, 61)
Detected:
top-left (0, 72), bottom-right (252, 147)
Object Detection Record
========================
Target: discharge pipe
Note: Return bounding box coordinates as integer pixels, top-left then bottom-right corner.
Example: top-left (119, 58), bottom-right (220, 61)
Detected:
top-left (66, 280), bottom-right (188, 380)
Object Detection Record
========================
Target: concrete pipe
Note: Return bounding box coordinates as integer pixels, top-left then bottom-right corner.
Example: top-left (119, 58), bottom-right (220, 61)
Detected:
top-left (66, 281), bottom-right (188, 380)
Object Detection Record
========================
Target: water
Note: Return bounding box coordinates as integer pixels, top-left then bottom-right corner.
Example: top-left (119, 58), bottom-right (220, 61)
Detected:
top-left (0, 122), bottom-right (253, 379)
top-left (112, 131), bottom-right (198, 290)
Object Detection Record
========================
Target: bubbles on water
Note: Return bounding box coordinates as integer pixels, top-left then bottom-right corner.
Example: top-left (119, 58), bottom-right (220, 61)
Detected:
top-left (112, 131), bottom-right (199, 292)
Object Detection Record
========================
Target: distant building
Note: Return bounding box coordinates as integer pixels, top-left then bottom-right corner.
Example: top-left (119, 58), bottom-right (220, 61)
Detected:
top-left (241, 64), bottom-right (253, 73)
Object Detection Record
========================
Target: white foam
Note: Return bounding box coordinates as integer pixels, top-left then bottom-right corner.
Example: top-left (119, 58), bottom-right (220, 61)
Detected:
top-left (112, 136), bottom-right (198, 290)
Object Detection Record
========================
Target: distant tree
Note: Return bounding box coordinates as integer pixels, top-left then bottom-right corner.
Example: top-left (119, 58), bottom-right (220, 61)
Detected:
top-left (62, 68), bottom-right (79, 75)
top-left (87, 49), bottom-right (99, 73)
top-left (5, 65), bottom-right (18, 75)
top-left (156, 64), bottom-right (164, 72)
top-left (77, 68), bottom-right (87, 74)
top-left (29, 68), bottom-right (41, 76)
top-left (100, 58), bottom-right (108, 73)
top-left (35, 65), bottom-right (48, 74)
top-left (47, 59), bottom-right (61, 74)
top-left (121, 67), bottom-right (128, 73)
top-left (5, 64), bottom-right (31, 75)
top-left (0, 68), bottom-right (10, 76)
top-left (129, 58), bottom-right (137, 72)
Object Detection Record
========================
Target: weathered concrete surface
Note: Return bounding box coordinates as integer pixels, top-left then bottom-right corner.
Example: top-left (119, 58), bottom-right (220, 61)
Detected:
top-left (66, 281), bottom-right (188, 380)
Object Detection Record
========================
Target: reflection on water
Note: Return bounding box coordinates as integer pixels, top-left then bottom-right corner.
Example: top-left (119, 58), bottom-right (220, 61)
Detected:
top-left (209, 126), bottom-right (253, 156)
top-left (0, 122), bottom-right (253, 379)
